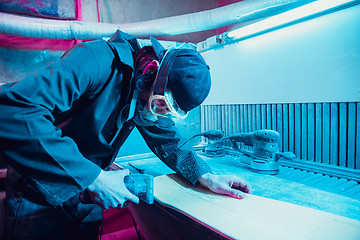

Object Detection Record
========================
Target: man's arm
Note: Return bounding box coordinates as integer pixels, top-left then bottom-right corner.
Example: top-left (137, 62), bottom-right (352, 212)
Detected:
top-left (136, 117), bottom-right (211, 184)
top-left (198, 173), bottom-right (252, 199)
top-left (136, 117), bottom-right (252, 198)
top-left (86, 169), bottom-right (139, 209)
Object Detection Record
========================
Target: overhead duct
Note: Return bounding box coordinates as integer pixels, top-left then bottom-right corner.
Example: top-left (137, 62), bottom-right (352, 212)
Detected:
top-left (0, 0), bottom-right (315, 40)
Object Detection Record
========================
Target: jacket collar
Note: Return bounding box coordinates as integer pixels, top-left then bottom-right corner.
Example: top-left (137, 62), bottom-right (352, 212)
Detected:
top-left (107, 30), bottom-right (141, 70)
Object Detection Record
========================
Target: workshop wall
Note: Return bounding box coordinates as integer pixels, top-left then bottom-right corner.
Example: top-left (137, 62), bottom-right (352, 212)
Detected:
top-left (201, 4), bottom-right (360, 105)
top-left (200, 4), bottom-right (360, 169)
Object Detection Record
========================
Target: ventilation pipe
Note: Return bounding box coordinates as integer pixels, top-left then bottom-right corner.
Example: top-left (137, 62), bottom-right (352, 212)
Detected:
top-left (0, 0), bottom-right (315, 40)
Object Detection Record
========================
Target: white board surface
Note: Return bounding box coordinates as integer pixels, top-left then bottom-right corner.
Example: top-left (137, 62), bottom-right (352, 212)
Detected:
top-left (154, 174), bottom-right (360, 240)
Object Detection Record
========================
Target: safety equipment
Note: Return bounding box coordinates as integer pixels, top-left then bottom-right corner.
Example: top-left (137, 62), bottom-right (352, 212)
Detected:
top-left (148, 48), bottom-right (188, 119)
top-left (149, 89), bottom-right (188, 119)
top-left (150, 36), bottom-right (211, 114)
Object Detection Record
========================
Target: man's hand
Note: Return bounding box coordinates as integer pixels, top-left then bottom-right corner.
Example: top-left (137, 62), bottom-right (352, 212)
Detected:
top-left (198, 173), bottom-right (252, 199)
top-left (87, 169), bottom-right (139, 209)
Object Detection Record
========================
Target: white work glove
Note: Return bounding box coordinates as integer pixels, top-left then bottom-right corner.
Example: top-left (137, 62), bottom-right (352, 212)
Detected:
top-left (87, 169), bottom-right (140, 209)
top-left (198, 173), bottom-right (252, 199)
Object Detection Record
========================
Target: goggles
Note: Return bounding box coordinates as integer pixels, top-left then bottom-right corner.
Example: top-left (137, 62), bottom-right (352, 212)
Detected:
top-left (148, 89), bottom-right (188, 119)
top-left (148, 48), bottom-right (188, 119)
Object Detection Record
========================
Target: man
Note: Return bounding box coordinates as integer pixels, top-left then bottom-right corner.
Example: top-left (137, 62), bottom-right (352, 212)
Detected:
top-left (0, 30), bottom-right (251, 239)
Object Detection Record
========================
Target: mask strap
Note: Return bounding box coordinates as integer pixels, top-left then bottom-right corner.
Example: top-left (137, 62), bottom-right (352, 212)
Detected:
top-left (152, 49), bottom-right (179, 95)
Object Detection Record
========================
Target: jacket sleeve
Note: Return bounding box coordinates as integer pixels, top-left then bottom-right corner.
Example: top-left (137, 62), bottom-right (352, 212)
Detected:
top-left (0, 40), bottom-right (115, 206)
top-left (135, 117), bottom-right (212, 185)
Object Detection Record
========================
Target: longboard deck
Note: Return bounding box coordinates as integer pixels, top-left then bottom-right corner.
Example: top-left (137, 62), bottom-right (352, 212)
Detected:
top-left (154, 174), bottom-right (360, 240)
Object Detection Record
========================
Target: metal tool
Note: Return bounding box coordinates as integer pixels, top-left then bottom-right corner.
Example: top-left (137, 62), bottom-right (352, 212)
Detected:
top-left (80, 173), bottom-right (154, 205)
top-left (110, 162), bottom-right (154, 204)
top-left (124, 174), bottom-right (154, 204)
top-left (206, 129), bottom-right (296, 175)
top-left (80, 161), bottom-right (155, 205)
top-left (179, 129), bottom-right (224, 149)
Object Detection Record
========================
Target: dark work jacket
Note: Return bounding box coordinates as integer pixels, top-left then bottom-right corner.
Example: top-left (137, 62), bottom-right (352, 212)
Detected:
top-left (0, 30), bottom-right (211, 206)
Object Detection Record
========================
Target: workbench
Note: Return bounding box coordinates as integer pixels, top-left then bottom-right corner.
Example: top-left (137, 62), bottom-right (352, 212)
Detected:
top-left (115, 152), bottom-right (360, 240)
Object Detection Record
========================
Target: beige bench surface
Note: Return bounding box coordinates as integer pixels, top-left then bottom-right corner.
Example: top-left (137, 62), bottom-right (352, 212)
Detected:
top-left (154, 174), bottom-right (360, 240)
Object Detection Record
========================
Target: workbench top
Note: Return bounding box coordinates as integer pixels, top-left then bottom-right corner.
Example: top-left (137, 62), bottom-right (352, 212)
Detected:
top-left (115, 152), bottom-right (360, 222)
